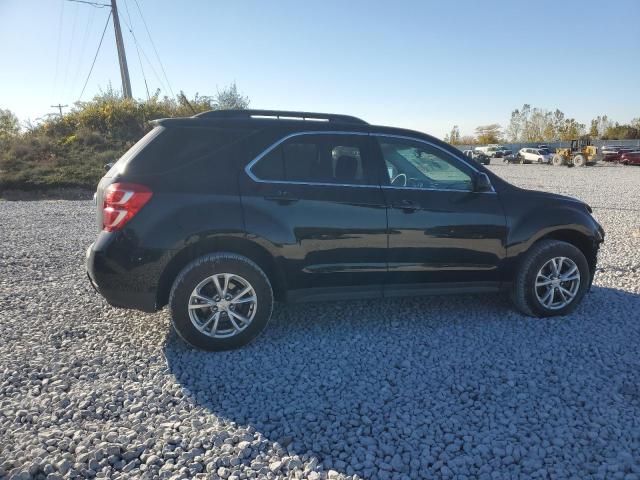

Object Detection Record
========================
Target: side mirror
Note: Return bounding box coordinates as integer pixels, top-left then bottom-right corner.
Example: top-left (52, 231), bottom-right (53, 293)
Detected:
top-left (474, 172), bottom-right (492, 192)
top-left (104, 162), bottom-right (114, 172)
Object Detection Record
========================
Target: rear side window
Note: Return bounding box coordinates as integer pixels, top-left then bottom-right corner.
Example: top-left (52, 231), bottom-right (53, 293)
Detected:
top-left (250, 134), bottom-right (372, 185)
top-left (106, 126), bottom-right (163, 177)
top-left (121, 126), bottom-right (248, 175)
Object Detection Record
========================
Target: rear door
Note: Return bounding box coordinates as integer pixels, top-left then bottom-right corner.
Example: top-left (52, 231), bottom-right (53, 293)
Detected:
top-left (239, 132), bottom-right (388, 299)
top-left (373, 134), bottom-right (507, 293)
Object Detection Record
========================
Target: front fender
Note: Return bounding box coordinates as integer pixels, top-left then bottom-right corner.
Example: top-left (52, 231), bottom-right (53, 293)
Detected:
top-left (500, 192), bottom-right (603, 277)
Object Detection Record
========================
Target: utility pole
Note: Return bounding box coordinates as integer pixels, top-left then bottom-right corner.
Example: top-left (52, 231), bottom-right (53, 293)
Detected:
top-left (51, 104), bottom-right (68, 116)
top-left (110, 0), bottom-right (132, 99)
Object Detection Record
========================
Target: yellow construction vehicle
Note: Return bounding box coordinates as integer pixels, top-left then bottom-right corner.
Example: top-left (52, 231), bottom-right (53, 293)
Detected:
top-left (551, 138), bottom-right (600, 167)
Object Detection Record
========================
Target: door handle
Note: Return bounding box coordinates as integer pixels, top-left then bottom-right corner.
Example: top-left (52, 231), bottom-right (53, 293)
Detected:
top-left (391, 199), bottom-right (420, 212)
top-left (264, 190), bottom-right (298, 204)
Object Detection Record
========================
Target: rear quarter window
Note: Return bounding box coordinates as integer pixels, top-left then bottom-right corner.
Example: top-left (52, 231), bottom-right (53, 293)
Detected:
top-left (119, 125), bottom-right (250, 175)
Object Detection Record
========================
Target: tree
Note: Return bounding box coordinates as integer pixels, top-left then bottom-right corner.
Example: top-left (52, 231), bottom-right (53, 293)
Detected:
top-left (444, 125), bottom-right (461, 144)
top-left (552, 109), bottom-right (565, 138)
top-left (602, 122), bottom-right (639, 140)
top-left (0, 108), bottom-right (20, 145)
top-left (460, 135), bottom-right (477, 145)
top-left (475, 124), bottom-right (502, 144)
top-left (589, 115), bottom-right (614, 139)
top-left (558, 118), bottom-right (585, 141)
top-left (505, 108), bottom-right (524, 142)
top-left (506, 104), bottom-right (562, 142)
top-left (212, 82), bottom-right (249, 110)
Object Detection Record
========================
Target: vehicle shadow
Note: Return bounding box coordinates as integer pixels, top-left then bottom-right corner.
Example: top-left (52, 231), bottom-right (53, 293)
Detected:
top-left (163, 286), bottom-right (640, 478)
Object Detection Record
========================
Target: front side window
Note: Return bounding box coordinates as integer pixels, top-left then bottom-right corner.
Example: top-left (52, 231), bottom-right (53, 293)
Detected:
top-left (250, 134), bottom-right (372, 185)
top-left (377, 139), bottom-right (473, 191)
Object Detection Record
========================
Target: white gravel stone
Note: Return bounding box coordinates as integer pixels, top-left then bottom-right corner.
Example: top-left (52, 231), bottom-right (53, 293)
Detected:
top-left (1, 163), bottom-right (639, 479)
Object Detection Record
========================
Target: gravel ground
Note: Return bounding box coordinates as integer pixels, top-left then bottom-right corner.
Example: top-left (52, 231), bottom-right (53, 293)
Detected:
top-left (1, 163), bottom-right (639, 480)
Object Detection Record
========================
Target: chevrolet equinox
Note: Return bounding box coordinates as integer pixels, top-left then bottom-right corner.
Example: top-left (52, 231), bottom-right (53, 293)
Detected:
top-left (86, 110), bottom-right (605, 350)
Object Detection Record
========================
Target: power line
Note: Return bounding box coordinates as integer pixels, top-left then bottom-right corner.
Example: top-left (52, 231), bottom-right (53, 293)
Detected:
top-left (66, 0), bottom-right (110, 8)
top-left (78, 10), bottom-right (113, 101)
top-left (51, 104), bottom-right (68, 116)
top-left (119, 12), bottom-right (168, 95)
top-left (132, 0), bottom-right (174, 97)
top-left (63, 2), bottom-right (80, 98)
top-left (123, 0), bottom-right (150, 99)
top-left (65, 0), bottom-right (132, 99)
top-left (110, 0), bottom-right (133, 98)
top-left (72, 6), bottom-right (96, 93)
top-left (52, 1), bottom-right (65, 99)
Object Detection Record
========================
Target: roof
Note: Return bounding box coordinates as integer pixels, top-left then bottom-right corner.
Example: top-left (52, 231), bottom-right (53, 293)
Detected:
top-left (193, 109), bottom-right (368, 125)
top-left (149, 109), bottom-right (445, 147)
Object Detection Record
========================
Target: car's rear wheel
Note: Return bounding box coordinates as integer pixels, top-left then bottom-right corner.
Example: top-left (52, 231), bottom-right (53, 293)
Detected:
top-left (511, 240), bottom-right (590, 317)
top-left (169, 253), bottom-right (273, 351)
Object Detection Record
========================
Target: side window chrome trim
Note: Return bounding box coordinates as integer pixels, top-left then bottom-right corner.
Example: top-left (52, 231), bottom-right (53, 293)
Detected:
top-left (244, 130), bottom-right (378, 188)
top-left (371, 133), bottom-right (496, 194)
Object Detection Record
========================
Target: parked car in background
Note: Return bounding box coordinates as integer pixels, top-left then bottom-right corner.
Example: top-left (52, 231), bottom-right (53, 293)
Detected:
top-left (502, 153), bottom-right (521, 164)
top-left (463, 149), bottom-right (491, 165)
top-left (620, 151), bottom-right (640, 165)
top-left (601, 145), bottom-right (625, 155)
top-left (603, 148), bottom-right (633, 162)
top-left (86, 109), bottom-right (604, 351)
top-left (476, 145), bottom-right (509, 158)
top-left (518, 148), bottom-right (553, 164)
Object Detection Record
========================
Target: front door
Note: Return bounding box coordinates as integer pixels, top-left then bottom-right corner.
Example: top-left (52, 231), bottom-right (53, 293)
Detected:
top-left (372, 135), bottom-right (507, 294)
top-left (240, 131), bottom-right (388, 299)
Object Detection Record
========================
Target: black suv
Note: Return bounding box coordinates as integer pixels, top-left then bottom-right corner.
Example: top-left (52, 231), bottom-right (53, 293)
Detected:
top-left (87, 110), bottom-right (604, 351)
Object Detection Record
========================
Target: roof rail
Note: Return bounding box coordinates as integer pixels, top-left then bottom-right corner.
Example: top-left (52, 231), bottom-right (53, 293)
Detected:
top-left (194, 109), bottom-right (368, 125)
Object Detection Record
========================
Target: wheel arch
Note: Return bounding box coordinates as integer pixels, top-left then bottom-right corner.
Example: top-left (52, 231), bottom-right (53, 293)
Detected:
top-left (156, 236), bottom-right (286, 309)
top-left (537, 228), bottom-right (598, 274)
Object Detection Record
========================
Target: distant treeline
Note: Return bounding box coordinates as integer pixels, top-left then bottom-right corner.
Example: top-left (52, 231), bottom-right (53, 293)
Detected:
top-left (0, 84), bottom-right (249, 191)
top-left (445, 104), bottom-right (640, 145)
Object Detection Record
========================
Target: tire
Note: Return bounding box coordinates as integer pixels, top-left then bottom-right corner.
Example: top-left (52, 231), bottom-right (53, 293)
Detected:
top-left (573, 154), bottom-right (586, 167)
top-left (551, 154), bottom-right (564, 166)
top-left (169, 253), bottom-right (273, 351)
top-left (510, 240), bottom-right (590, 317)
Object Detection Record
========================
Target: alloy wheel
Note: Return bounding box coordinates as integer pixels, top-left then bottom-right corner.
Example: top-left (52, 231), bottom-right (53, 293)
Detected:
top-left (187, 273), bottom-right (257, 338)
top-left (534, 257), bottom-right (581, 310)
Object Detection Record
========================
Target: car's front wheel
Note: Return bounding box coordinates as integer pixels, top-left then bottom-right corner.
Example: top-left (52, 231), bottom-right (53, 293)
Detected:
top-left (511, 240), bottom-right (590, 317)
top-left (169, 253), bottom-right (273, 351)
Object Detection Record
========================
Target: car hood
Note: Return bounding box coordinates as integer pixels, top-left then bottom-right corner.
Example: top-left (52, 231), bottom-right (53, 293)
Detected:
top-left (516, 187), bottom-right (590, 209)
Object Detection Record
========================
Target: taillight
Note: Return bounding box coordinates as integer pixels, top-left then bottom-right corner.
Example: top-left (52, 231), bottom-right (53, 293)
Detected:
top-left (102, 183), bottom-right (152, 232)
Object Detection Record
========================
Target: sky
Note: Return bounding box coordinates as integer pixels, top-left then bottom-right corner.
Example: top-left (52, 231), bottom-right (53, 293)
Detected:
top-left (1, 0), bottom-right (639, 139)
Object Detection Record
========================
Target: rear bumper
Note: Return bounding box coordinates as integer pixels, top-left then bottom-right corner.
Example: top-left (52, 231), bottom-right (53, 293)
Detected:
top-left (86, 241), bottom-right (161, 313)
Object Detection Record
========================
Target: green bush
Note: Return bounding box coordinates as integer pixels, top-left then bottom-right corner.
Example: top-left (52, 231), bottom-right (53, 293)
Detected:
top-left (0, 84), bottom-right (249, 192)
